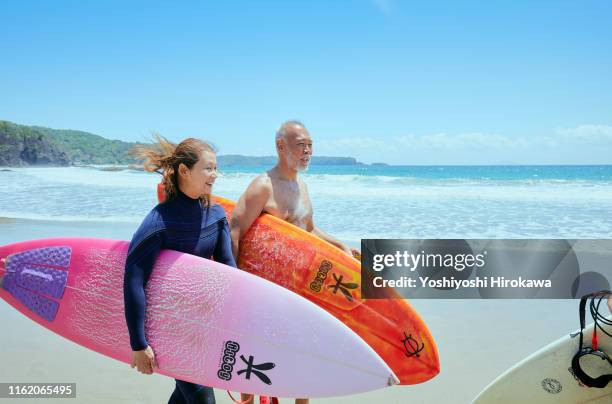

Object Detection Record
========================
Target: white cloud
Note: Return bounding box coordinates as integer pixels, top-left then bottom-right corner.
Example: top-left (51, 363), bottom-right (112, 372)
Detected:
top-left (556, 124), bottom-right (612, 143)
top-left (315, 124), bottom-right (612, 164)
top-left (396, 132), bottom-right (526, 150)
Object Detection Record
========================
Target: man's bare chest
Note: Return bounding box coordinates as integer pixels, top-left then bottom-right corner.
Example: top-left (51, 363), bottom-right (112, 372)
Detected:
top-left (264, 188), bottom-right (312, 227)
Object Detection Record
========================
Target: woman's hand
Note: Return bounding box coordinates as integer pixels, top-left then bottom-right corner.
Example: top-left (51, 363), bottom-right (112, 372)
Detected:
top-left (131, 346), bottom-right (157, 375)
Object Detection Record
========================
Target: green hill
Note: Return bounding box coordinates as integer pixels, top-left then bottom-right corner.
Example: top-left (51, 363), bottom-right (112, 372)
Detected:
top-left (0, 120), bottom-right (363, 167)
top-left (0, 120), bottom-right (139, 166)
top-left (32, 126), bottom-right (139, 165)
top-left (0, 120), bottom-right (70, 166)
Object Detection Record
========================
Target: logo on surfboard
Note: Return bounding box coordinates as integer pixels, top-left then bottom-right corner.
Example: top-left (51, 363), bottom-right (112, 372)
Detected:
top-left (401, 331), bottom-right (425, 358)
top-left (541, 377), bottom-right (563, 394)
top-left (217, 340), bottom-right (275, 385)
top-left (309, 260), bottom-right (332, 292)
top-left (237, 355), bottom-right (275, 385)
top-left (309, 260), bottom-right (359, 302)
top-left (328, 273), bottom-right (358, 301)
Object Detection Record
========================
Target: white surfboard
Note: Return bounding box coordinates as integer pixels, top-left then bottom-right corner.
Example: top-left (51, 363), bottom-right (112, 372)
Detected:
top-left (473, 318), bottom-right (611, 403)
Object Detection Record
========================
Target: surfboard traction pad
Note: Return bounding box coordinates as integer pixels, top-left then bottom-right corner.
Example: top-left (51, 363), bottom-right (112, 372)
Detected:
top-left (2, 246), bottom-right (71, 321)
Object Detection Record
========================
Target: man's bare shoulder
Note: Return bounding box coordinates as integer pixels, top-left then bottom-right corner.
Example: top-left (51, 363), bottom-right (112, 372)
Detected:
top-left (245, 172), bottom-right (273, 197)
top-left (233, 173), bottom-right (272, 223)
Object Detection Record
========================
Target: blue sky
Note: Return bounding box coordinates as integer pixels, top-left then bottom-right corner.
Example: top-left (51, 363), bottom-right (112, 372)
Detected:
top-left (1, 0), bottom-right (611, 164)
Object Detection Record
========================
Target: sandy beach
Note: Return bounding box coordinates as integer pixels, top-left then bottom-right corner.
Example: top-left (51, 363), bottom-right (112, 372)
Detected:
top-left (3, 0), bottom-right (611, 400)
top-left (0, 218), bottom-right (582, 403)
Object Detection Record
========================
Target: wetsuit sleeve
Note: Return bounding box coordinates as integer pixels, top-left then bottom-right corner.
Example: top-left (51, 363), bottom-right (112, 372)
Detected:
top-left (123, 228), bottom-right (165, 351)
top-left (214, 217), bottom-right (237, 268)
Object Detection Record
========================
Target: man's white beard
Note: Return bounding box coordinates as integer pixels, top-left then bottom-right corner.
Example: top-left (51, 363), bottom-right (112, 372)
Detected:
top-left (287, 154), bottom-right (308, 172)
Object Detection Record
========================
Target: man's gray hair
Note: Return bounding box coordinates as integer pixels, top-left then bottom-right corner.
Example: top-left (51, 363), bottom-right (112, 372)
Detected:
top-left (276, 120), bottom-right (305, 141)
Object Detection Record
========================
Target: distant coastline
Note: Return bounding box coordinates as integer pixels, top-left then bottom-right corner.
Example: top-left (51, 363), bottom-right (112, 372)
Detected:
top-left (3, 120), bottom-right (611, 169)
top-left (0, 120), bottom-right (364, 167)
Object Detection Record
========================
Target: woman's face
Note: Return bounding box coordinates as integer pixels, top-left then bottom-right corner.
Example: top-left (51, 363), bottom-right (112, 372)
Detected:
top-left (179, 150), bottom-right (218, 198)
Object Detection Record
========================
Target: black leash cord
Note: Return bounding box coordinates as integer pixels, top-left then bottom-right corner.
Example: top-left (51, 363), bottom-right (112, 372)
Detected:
top-left (590, 295), bottom-right (612, 338)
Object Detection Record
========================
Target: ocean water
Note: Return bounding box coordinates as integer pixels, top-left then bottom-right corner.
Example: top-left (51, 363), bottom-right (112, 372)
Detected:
top-left (0, 165), bottom-right (611, 244)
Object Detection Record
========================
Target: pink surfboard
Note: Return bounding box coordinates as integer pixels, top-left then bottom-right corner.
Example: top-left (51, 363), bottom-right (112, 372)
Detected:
top-left (0, 238), bottom-right (399, 397)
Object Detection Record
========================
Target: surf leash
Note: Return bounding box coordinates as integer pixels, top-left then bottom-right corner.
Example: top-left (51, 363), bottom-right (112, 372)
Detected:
top-left (589, 292), bottom-right (612, 342)
top-left (571, 290), bottom-right (612, 388)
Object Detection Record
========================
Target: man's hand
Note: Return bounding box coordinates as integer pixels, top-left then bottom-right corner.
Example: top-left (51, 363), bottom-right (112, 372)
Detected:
top-left (339, 244), bottom-right (360, 259)
top-left (312, 226), bottom-right (360, 259)
top-left (131, 346), bottom-right (157, 375)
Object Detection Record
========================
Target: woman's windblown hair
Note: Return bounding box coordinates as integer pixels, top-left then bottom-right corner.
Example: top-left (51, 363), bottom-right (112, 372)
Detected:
top-left (130, 134), bottom-right (215, 204)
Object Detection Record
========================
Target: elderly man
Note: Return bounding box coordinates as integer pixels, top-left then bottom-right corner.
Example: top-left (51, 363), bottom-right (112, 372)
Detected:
top-left (230, 120), bottom-right (356, 404)
top-left (230, 120), bottom-right (355, 258)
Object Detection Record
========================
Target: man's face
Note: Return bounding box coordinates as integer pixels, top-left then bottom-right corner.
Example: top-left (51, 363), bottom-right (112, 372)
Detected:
top-left (280, 126), bottom-right (313, 171)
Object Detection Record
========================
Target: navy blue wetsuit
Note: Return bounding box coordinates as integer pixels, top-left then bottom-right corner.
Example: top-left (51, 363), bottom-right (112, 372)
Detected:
top-left (124, 190), bottom-right (236, 404)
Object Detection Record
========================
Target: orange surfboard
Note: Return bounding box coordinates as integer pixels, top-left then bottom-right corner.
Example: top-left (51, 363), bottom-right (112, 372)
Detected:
top-left (157, 184), bottom-right (439, 385)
